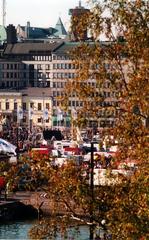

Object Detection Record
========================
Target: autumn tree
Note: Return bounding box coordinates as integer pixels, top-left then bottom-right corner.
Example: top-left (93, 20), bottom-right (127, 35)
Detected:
top-left (63, 0), bottom-right (149, 239)
top-left (58, 0), bottom-right (149, 239)
top-left (21, 0), bottom-right (149, 239)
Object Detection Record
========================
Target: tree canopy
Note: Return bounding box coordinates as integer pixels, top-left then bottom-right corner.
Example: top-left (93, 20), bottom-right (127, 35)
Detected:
top-left (6, 1), bottom-right (149, 239)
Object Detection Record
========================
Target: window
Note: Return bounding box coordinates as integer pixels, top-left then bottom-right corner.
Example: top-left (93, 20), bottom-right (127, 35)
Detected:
top-left (53, 73), bottom-right (57, 79)
top-left (30, 102), bottom-right (34, 108)
top-left (53, 100), bottom-right (56, 106)
top-left (6, 102), bottom-right (9, 110)
top-left (76, 101), bottom-right (79, 106)
top-left (53, 82), bottom-right (56, 88)
top-left (46, 73), bottom-right (50, 78)
top-left (38, 103), bottom-right (42, 110)
top-left (53, 91), bottom-right (56, 97)
top-left (45, 65), bottom-right (50, 70)
top-left (37, 64), bottom-right (42, 70)
top-left (61, 63), bottom-right (65, 69)
top-left (38, 118), bottom-right (42, 123)
top-left (38, 72), bottom-right (42, 78)
top-left (46, 103), bottom-right (50, 110)
top-left (72, 101), bottom-right (75, 107)
top-left (57, 64), bottom-right (60, 69)
top-left (23, 102), bottom-right (26, 110)
top-left (23, 116), bottom-right (27, 123)
top-left (57, 82), bottom-right (61, 88)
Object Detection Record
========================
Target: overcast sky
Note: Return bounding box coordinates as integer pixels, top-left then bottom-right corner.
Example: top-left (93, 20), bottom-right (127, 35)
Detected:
top-left (2, 0), bottom-right (88, 30)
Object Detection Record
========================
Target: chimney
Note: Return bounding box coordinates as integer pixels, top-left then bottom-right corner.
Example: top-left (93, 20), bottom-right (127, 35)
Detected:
top-left (6, 24), bottom-right (17, 44)
top-left (25, 21), bottom-right (30, 38)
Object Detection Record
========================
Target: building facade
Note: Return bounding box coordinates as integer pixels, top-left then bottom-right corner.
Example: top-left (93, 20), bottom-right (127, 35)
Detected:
top-left (0, 88), bottom-right (52, 129)
top-left (0, 40), bottom-right (118, 129)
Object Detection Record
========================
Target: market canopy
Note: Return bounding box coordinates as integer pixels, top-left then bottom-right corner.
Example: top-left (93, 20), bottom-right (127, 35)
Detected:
top-left (0, 138), bottom-right (16, 156)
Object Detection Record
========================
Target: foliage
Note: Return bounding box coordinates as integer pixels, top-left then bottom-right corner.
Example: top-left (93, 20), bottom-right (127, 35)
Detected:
top-left (59, 0), bottom-right (149, 239)
top-left (5, 0), bottom-right (149, 239)
top-left (68, 0), bottom-right (149, 238)
top-left (5, 153), bottom-right (51, 192)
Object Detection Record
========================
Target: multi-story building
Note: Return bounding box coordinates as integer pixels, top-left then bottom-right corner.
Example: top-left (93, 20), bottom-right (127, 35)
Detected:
top-left (0, 88), bottom-right (52, 128)
top-left (0, 39), bottom-right (118, 129)
top-left (1, 41), bottom-right (64, 89)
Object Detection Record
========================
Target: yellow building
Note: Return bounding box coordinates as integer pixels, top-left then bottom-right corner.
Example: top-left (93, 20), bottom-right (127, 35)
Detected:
top-left (0, 88), bottom-right (53, 129)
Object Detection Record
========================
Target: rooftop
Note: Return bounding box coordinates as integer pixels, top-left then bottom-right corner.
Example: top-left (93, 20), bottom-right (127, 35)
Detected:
top-left (4, 41), bottom-right (63, 55)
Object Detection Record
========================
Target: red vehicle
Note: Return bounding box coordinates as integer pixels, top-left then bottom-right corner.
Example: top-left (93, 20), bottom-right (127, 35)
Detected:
top-left (0, 176), bottom-right (5, 191)
top-left (64, 147), bottom-right (82, 155)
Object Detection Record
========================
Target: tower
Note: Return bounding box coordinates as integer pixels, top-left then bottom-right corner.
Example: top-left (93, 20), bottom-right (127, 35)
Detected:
top-left (69, 1), bottom-right (89, 41)
top-left (2, 0), bottom-right (6, 27)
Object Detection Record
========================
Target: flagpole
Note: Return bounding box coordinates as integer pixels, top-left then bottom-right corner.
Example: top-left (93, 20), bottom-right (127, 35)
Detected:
top-left (17, 105), bottom-right (23, 161)
top-left (42, 92), bottom-right (45, 129)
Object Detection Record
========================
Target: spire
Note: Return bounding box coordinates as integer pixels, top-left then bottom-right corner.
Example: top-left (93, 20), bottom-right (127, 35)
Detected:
top-left (54, 17), bottom-right (67, 37)
top-left (79, 0), bottom-right (82, 8)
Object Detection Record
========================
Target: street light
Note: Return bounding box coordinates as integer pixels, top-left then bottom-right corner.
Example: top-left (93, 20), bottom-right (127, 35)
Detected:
top-left (42, 92), bottom-right (45, 129)
top-left (90, 141), bottom-right (95, 240)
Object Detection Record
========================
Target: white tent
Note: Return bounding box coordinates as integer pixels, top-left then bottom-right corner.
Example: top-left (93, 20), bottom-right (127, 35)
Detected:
top-left (0, 138), bottom-right (16, 156)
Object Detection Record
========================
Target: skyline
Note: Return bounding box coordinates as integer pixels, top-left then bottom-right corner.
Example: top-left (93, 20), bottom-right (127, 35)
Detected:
top-left (2, 0), bottom-right (88, 30)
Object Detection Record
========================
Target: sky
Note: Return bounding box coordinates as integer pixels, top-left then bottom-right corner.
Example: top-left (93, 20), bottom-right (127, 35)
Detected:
top-left (2, 0), bottom-right (88, 30)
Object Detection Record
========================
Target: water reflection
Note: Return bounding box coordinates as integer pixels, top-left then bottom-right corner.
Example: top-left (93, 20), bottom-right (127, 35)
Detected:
top-left (0, 220), bottom-right (36, 240)
top-left (0, 221), bottom-right (90, 240)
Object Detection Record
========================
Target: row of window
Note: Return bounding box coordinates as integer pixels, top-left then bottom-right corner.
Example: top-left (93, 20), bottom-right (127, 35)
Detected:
top-left (52, 55), bottom-right (70, 61)
top-left (32, 56), bottom-right (51, 61)
top-left (37, 64), bottom-right (50, 70)
top-left (15, 55), bottom-right (51, 61)
top-left (53, 63), bottom-right (76, 70)
top-left (0, 81), bottom-right (26, 88)
top-left (53, 72), bottom-right (76, 79)
top-left (0, 102), bottom-right (50, 111)
top-left (21, 116), bottom-right (50, 124)
top-left (1, 63), bottom-right (27, 70)
top-left (37, 72), bottom-right (51, 78)
top-left (52, 98), bottom-right (119, 108)
top-left (21, 117), bottom-right (115, 127)
top-left (1, 72), bottom-right (27, 79)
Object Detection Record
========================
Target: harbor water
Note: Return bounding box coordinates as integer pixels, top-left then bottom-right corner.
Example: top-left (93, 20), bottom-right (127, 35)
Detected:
top-left (0, 220), bottom-right (90, 240)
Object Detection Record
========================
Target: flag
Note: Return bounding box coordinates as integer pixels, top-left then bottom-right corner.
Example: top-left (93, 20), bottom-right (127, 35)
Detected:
top-left (43, 108), bottom-right (49, 120)
top-left (17, 107), bottom-right (23, 120)
top-left (71, 108), bottom-right (77, 120)
top-left (57, 107), bottom-right (63, 121)
top-left (29, 107), bottom-right (34, 120)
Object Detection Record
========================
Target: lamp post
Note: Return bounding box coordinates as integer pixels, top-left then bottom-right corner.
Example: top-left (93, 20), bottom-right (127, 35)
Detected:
top-left (16, 125), bottom-right (19, 160)
top-left (90, 141), bottom-right (94, 240)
